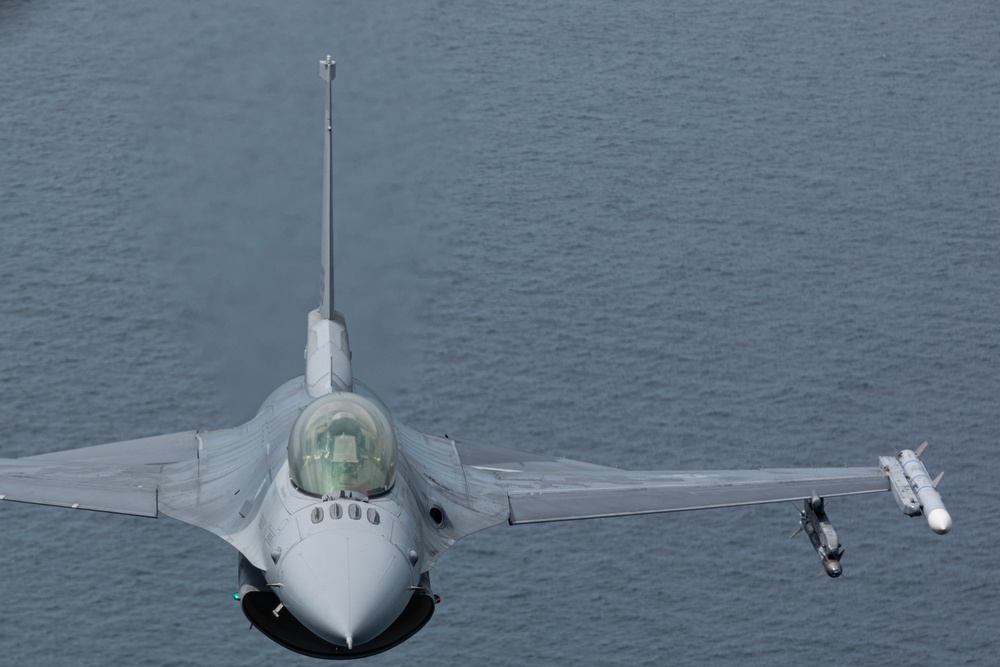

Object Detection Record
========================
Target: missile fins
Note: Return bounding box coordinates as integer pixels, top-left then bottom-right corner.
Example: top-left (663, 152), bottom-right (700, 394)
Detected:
top-left (882, 447), bottom-right (952, 535)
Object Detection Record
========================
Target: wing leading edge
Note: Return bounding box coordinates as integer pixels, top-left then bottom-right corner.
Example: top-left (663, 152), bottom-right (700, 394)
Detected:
top-left (502, 467), bottom-right (889, 524)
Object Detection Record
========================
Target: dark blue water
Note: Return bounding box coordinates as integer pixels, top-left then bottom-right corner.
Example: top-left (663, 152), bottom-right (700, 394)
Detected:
top-left (1, 2), bottom-right (998, 665)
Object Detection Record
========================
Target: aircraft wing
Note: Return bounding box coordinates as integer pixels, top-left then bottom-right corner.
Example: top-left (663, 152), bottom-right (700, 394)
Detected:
top-left (0, 458), bottom-right (162, 517)
top-left (397, 424), bottom-right (894, 562)
top-left (22, 430), bottom-right (200, 467)
top-left (0, 431), bottom-right (199, 517)
top-left (0, 426), bottom-right (274, 566)
top-left (401, 428), bottom-right (888, 523)
top-left (452, 436), bottom-right (889, 524)
top-left (0, 381), bottom-right (311, 570)
top-left (500, 467), bottom-right (888, 524)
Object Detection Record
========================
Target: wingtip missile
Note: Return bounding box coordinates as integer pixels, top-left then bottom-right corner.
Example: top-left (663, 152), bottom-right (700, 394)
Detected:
top-left (881, 448), bottom-right (952, 534)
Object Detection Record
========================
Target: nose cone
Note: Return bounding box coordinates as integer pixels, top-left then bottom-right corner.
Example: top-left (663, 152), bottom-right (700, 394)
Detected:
top-left (927, 508), bottom-right (952, 535)
top-left (277, 529), bottom-right (415, 647)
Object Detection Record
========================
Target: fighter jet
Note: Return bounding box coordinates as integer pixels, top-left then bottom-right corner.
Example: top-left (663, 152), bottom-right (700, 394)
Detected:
top-left (0, 57), bottom-right (951, 659)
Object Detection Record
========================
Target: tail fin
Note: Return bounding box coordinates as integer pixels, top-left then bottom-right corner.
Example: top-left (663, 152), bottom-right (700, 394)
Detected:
top-left (305, 56), bottom-right (352, 395)
top-left (319, 55), bottom-right (336, 319)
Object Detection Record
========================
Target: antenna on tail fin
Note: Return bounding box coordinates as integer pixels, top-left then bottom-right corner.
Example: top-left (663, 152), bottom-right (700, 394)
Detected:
top-left (319, 55), bottom-right (336, 319)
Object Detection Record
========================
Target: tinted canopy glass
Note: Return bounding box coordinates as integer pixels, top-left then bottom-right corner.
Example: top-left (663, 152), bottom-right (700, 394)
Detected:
top-left (288, 392), bottom-right (397, 497)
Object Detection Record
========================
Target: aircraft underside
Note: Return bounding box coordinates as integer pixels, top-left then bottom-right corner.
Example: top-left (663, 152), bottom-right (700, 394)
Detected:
top-left (238, 556), bottom-right (437, 659)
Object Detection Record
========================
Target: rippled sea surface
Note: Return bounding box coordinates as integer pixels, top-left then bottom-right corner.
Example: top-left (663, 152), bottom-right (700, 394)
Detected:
top-left (1, 2), bottom-right (998, 665)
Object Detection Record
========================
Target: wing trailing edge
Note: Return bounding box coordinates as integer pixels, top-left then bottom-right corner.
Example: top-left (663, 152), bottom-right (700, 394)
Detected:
top-left (0, 459), bottom-right (159, 517)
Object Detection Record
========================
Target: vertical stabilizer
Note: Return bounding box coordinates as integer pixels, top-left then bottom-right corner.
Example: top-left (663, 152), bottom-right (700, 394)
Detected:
top-left (319, 55), bottom-right (336, 319)
top-left (306, 56), bottom-right (352, 396)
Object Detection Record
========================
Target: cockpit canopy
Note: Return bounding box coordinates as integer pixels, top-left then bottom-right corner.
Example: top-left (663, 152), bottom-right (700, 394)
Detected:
top-left (288, 392), bottom-right (398, 498)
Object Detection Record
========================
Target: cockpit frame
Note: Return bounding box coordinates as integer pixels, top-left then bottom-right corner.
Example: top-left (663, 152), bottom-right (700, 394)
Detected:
top-left (287, 392), bottom-right (398, 498)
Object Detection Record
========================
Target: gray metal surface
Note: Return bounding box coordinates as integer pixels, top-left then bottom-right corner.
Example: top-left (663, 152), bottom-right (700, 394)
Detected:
top-left (502, 467), bottom-right (889, 524)
top-left (25, 430), bottom-right (199, 466)
top-left (0, 458), bottom-right (158, 517)
top-left (157, 377), bottom-right (313, 568)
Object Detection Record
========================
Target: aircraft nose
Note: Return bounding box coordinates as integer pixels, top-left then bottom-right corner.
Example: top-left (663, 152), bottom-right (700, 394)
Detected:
top-left (277, 528), bottom-right (415, 648)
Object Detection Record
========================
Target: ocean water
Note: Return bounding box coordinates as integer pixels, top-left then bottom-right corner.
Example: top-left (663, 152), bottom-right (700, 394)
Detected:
top-left (1, 1), bottom-right (998, 665)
